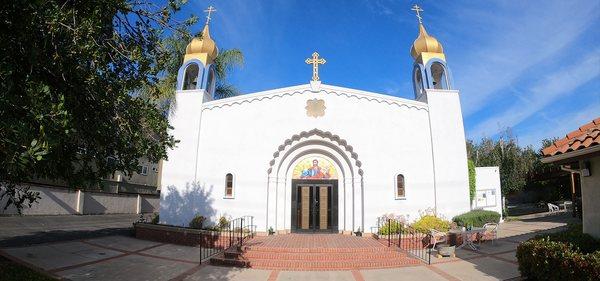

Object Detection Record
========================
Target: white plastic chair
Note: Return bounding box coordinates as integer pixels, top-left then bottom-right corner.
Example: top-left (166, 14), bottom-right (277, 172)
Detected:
top-left (562, 201), bottom-right (573, 211)
top-left (479, 223), bottom-right (498, 245)
top-left (548, 203), bottom-right (560, 213)
top-left (430, 229), bottom-right (447, 249)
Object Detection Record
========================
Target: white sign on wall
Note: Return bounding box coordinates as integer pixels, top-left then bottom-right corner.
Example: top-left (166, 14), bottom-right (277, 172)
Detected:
top-left (475, 189), bottom-right (497, 208)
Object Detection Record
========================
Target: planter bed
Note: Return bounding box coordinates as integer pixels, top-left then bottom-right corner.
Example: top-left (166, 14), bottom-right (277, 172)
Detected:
top-left (134, 223), bottom-right (235, 247)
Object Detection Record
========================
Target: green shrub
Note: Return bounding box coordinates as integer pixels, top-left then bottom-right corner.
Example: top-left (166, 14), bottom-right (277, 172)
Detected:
top-left (378, 220), bottom-right (402, 235)
top-left (536, 224), bottom-right (600, 254)
top-left (452, 210), bottom-right (500, 227)
top-left (151, 213), bottom-right (159, 224)
top-left (517, 237), bottom-right (600, 280)
top-left (412, 215), bottom-right (451, 233)
top-left (189, 214), bottom-right (206, 229)
top-left (218, 216), bottom-right (230, 230)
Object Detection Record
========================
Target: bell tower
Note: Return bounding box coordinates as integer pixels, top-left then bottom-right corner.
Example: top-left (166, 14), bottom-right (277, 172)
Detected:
top-left (160, 6), bottom-right (221, 225)
top-left (410, 4), bottom-right (453, 100)
top-left (176, 6), bottom-right (219, 98)
top-left (408, 5), bottom-right (469, 218)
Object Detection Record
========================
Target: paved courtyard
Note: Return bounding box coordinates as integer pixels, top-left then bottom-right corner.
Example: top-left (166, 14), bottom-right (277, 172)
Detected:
top-left (0, 213), bottom-right (142, 247)
top-left (0, 213), bottom-right (578, 280)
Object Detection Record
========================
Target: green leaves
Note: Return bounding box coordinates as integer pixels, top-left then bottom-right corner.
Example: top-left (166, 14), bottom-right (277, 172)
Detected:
top-left (0, 0), bottom-right (194, 211)
top-left (467, 129), bottom-right (543, 195)
top-left (517, 227), bottom-right (600, 280)
top-left (468, 159), bottom-right (476, 203)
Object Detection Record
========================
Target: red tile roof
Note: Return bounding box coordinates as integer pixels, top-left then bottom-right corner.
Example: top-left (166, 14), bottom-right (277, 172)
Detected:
top-left (542, 117), bottom-right (600, 157)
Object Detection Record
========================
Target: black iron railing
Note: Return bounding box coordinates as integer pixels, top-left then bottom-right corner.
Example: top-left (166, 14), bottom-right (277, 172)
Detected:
top-left (199, 216), bottom-right (255, 263)
top-left (375, 217), bottom-right (432, 264)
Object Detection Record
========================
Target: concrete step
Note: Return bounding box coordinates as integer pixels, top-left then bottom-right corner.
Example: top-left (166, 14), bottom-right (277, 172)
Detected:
top-left (209, 255), bottom-right (250, 268)
top-left (244, 257), bottom-right (421, 270)
top-left (241, 250), bottom-right (409, 261)
top-left (241, 245), bottom-right (394, 253)
top-left (223, 249), bottom-right (243, 259)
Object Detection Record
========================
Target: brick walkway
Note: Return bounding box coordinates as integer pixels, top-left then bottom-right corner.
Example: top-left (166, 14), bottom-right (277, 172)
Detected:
top-left (0, 213), bottom-right (579, 280)
top-left (223, 234), bottom-right (420, 270)
top-left (244, 234), bottom-right (384, 249)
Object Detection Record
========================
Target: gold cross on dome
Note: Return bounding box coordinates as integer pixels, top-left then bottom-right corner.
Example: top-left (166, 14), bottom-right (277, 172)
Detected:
top-left (305, 52), bottom-right (326, 81)
top-left (204, 6), bottom-right (217, 25)
top-left (411, 4), bottom-right (424, 24)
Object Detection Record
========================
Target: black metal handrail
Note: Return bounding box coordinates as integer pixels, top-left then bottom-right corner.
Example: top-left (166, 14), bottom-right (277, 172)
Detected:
top-left (199, 216), bottom-right (255, 263)
top-left (375, 217), bottom-right (431, 264)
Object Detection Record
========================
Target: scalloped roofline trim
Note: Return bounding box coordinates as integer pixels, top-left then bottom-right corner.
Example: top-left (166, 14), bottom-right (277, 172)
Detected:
top-left (201, 83), bottom-right (429, 112)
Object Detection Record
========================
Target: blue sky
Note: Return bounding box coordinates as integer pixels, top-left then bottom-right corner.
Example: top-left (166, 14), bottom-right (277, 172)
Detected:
top-left (180, 0), bottom-right (599, 148)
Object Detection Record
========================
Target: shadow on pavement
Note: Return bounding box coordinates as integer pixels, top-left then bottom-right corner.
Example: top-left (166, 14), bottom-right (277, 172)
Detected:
top-left (0, 227), bottom-right (133, 248)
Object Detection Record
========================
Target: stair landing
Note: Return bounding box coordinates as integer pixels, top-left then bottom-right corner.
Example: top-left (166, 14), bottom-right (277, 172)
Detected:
top-left (210, 234), bottom-right (421, 271)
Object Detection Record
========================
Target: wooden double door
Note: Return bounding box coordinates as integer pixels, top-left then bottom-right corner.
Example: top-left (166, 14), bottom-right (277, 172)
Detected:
top-left (291, 180), bottom-right (338, 233)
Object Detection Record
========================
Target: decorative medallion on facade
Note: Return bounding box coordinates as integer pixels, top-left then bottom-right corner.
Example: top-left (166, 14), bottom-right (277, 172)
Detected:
top-left (305, 99), bottom-right (326, 118)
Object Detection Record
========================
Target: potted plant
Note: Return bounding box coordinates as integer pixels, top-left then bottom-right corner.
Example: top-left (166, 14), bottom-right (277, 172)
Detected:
top-left (354, 227), bottom-right (363, 237)
top-left (268, 227), bottom-right (275, 235)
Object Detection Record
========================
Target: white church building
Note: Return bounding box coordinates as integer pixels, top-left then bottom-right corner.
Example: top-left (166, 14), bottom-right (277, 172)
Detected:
top-left (159, 11), bottom-right (471, 234)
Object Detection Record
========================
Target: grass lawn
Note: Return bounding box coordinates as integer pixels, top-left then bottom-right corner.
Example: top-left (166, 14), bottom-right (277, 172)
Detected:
top-left (0, 256), bottom-right (56, 281)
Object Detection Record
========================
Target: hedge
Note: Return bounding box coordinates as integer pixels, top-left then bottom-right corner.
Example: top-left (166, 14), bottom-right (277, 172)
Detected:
top-left (517, 238), bottom-right (600, 280)
top-left (539, 224), bottom-right (600, 254)
top-left (452, 210), bottom-right (500, 227)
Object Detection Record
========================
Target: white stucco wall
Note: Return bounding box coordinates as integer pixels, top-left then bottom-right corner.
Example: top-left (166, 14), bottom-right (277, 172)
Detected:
top-left (0, 186), bottom-right (79, 215)
top-left (84, 192), bottom-right (137, 214)
top-left (159, 83), bottom-right (471, 232)
top-left (580, 156), bottom-right (600, 238)
top-left (424, 89), bottom-right (471, 221)
top-left (474, 167), bottom-right (503, 220)
top-left (0, 185), bottom-right (159, 215)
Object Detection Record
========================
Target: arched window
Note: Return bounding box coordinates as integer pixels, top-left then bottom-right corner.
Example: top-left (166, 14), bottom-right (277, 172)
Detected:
top-left (430, 62), bottom-right (449, 90)
top-left (225, 173), bottom-right (234, 198)
top-left (396, 174), bottom-right (405, 198)
top-left (183, 63), bottom-right (199, 90)
top-left (206, 67), bottom-right (216, 96)
top-left (413, 67), bottom-right (424, 95)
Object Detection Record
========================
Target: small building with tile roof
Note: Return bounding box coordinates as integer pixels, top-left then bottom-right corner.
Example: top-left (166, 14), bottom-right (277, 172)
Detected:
top-left (542, 117), bottom-right (600, 238)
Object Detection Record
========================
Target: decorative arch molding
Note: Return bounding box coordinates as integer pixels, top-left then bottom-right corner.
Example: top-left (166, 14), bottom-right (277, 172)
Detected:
top-left (201, 88), bottom-right (429, 112)
top-left (266, 129), bottom-right (365, 232)
top-left (176, 58), bottom-right (206, 91)
top-left (267, 129), bottom-right (364, 177)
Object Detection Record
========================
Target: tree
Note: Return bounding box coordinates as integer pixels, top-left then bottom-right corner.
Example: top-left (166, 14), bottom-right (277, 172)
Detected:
top-left (213, 49), bottom-right (244, 99)
top-left (466, 130), bottom-right (570, 201)
top-left (0, 0), bottom-right (196, 211)
top-left (467, 129), bottom-right (536, 195)
top-left (140, 33), bottom-right (244, 114)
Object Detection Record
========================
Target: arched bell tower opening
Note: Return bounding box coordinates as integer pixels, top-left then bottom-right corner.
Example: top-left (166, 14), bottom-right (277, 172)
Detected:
top-left (429, 61), bottom-right (450, 90)
top-left (182, 63), bottom-right (201, 90)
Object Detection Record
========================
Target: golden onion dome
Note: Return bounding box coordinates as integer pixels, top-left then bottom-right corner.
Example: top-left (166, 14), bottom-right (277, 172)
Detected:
top-left (410, 23), bottom-right (444, 59)
top-left (185, 24), bottom-right (218, 63)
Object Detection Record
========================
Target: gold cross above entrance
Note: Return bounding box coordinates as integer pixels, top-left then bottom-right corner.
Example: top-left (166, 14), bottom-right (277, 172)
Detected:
top-left (305, 52), bottom-right (326, 81)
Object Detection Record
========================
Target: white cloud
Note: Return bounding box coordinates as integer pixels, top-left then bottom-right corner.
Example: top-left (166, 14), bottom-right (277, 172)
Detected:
top-left (449, 0), bottom-right (599, 117)
top-left (517, 102), bottom-right (600, 148)
top-left (468, 49), bottom-right (600, 139)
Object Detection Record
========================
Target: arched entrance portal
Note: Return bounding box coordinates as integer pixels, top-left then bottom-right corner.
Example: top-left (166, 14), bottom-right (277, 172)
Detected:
top-left (266, 129), bottom-right (364, 234)
top-left (290, 156), bottom-right (339, 232)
